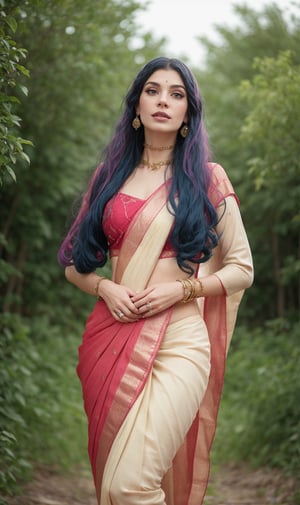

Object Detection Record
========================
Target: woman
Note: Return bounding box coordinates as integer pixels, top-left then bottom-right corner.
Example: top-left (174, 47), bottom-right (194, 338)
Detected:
top-left (58, 56), bottom-right (253, 505)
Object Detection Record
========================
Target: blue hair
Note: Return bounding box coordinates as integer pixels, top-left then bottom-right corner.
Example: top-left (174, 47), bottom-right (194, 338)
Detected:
top-left (58, 57), bottom-right (219, 274)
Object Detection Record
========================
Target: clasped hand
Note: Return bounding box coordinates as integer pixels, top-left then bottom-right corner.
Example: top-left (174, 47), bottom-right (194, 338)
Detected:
top-left (101, 280), bottom-right (183, 323)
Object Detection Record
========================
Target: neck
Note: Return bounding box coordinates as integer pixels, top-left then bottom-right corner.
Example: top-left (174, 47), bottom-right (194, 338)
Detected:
top-left (140, 158), bottom-right (172, 171)
top-left (141, 135), bottom-right (175, 170)
top-left (144, 142), bottom-right (174, 151)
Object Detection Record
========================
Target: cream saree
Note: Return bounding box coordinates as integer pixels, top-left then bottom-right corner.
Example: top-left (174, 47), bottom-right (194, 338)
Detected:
top-left (77, 165), bottom-right (245, 505)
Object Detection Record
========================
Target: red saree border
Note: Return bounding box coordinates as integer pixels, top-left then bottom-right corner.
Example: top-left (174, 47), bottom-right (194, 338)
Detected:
top-left (188, 294), bottom-right (227, 505)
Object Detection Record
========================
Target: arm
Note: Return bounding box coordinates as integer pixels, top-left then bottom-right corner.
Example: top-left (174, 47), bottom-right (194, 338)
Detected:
top-left (65, 265), bottom-right (140, 321)
top-left (212, 195), bottom-right (254, 295)
top-left (65, 266), bottom-right (103, 296)
top-left (132, 195), bottom-right (253, 315)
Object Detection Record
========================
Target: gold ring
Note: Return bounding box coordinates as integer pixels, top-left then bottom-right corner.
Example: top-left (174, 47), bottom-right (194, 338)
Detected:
top-left (147, 302), bottom-right (152, 312)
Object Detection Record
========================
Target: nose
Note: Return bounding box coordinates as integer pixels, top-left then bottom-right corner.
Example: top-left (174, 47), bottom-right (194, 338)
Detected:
top-left (158, 92), bottom-right (169, 107)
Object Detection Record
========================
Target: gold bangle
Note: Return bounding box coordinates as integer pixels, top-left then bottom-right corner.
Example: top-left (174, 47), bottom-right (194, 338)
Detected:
top-left (176, 278), bottom-right (204, 302)
top-left (195, 278), bottom-right (204, 297)
top-left (94, 276), bottom-right (106, 298)
top-left (180, 279), bottom-right (191, 302)
top-left (176, 279), bottom-right (186, 301)
top-left (184, 278), bottom-right (195, 302)
top-left (189, 278), bottom-right (204, 299)
top-left (176, 279), bottom-right (194, 303)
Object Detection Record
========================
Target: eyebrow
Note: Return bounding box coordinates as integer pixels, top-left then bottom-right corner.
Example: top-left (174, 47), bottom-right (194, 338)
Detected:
top-left (145, 80), bottom-right (186, 90)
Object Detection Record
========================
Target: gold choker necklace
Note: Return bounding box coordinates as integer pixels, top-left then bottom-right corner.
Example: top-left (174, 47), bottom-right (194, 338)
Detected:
top-left (141, 159), bottom-right (171, 171)
top-left (144, 143), bottom-right (174, 151)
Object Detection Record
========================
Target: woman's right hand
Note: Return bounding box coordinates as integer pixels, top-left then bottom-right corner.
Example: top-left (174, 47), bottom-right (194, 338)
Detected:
top-left (99, 279), bottom-right (141, 323)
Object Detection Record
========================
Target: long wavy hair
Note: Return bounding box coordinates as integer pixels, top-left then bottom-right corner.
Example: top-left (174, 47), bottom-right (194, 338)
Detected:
top-left (58, 56), bottom-right (219, 274)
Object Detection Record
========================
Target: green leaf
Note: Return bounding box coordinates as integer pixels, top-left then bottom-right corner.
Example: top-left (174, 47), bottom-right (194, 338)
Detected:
top-left (5, 166), bottom-right (16, 182)
top-left (5, 16), bottom-right (17, 34)
top-left (19, 85), bottom-right (28, 96)
top-left (0, 431), bottom-right (17, 443)
top-left (15, 64), bottom-right (30, 77)
top-left (20, 151), bottom-right (30, 164)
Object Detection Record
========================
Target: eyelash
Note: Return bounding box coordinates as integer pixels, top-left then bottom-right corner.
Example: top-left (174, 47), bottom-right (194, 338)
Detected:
top-left (145, 88), bottom-right (184, 99)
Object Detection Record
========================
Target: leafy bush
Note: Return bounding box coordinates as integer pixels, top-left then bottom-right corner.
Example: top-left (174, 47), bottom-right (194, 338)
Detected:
top-left (214, 318), bottom-right (300, 474)
top-left (0, 312), bottom-right (89, 498)
top-left (0, 314), bottom-right (33, 495)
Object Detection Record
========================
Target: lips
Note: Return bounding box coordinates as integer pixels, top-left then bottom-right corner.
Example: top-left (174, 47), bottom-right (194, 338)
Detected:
top-left (152, 112), bottom-right (170, 119)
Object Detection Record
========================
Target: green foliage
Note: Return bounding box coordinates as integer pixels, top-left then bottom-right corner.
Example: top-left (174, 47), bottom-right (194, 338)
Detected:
top-left (239, 50), bottom-right (300, 319)
top-left (196, 3), bottom-right (300, 166)
top-left (0, 2), bottom-right (32, 184)
top-left (0, 312), bottom-right (89, 498)
top-left (214, 319), bottom-right (300, 474)
top-left (194, 3), bottom-right (300, 322)
top-left (240, 50), bottom-right (300, 196)
top-left (0, 313), bottom-right (37, 495)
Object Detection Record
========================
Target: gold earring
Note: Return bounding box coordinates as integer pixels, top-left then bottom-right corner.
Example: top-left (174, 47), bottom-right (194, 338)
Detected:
top-left (132, 116), bottom-right (141, 130)
top-left (180, 124), bottom-right (189, 138)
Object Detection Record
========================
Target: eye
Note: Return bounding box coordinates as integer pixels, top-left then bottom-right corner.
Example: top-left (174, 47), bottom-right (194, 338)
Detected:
top-left (172, 91), bottom-right (185, 99)
top-left (145, 87), bottom-right (158, 95)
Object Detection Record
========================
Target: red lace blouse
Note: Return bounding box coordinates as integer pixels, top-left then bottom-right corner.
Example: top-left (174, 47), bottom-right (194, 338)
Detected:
top-left (102, 192), bottom-right (176, 259)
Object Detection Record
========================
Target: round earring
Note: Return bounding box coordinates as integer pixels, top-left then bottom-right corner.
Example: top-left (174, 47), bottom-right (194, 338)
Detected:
top-left (132, 116), bottom-right (141, 130)
top-left (180, 124), bottom-right (189, 138)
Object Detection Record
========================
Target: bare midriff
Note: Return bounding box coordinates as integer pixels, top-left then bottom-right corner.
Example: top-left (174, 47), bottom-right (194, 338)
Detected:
top-left (111, 255), bottom-right (201, 323)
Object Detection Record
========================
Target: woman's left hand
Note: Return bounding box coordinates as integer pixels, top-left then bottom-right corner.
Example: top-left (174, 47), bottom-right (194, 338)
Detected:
top-left (131, 281), bottom-right (183, 317)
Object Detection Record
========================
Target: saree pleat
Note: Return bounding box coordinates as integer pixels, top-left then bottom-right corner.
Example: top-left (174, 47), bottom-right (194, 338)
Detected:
top-left (101, 316), bottom-right (211, 505)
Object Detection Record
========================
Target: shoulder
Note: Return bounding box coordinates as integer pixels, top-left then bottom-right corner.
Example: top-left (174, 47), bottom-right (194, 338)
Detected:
top-left (207, 162), bottom-right (230, 185)
top-left (207, 162), bottom-right (239, 207)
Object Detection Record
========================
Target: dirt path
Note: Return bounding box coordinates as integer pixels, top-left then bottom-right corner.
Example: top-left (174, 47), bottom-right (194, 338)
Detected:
top-left (204, 463), bottom-right (298, 505)
top-left (4, 463), bottom-right (298, 505)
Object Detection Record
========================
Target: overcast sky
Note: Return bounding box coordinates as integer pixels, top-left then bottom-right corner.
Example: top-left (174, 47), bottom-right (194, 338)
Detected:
top-left (134, 0), bottom-right (296, 67)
